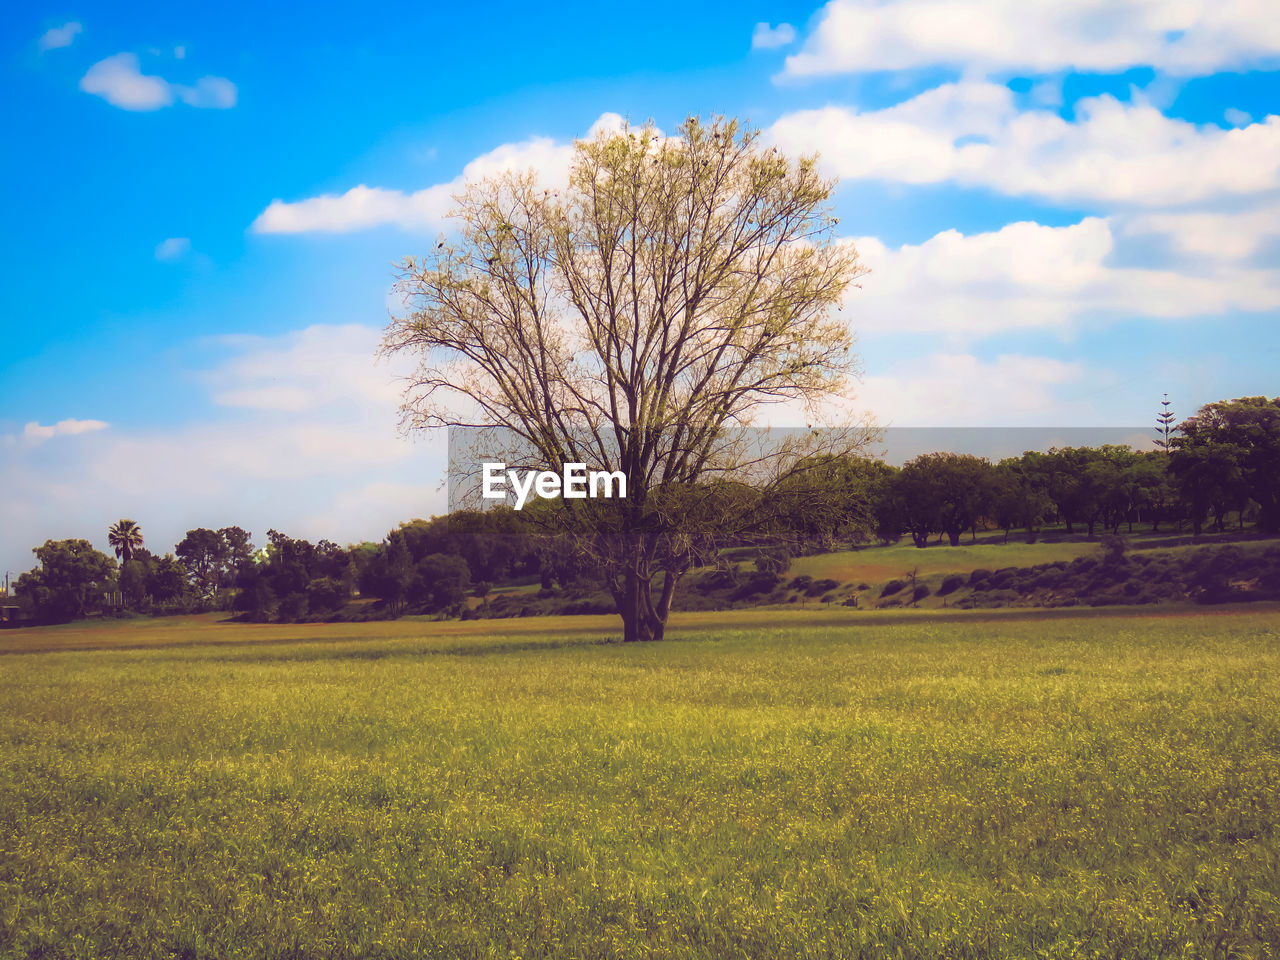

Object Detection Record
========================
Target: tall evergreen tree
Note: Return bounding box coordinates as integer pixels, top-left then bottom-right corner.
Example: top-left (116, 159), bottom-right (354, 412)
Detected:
top-left (1155, 394), bottom-right (1176, 452)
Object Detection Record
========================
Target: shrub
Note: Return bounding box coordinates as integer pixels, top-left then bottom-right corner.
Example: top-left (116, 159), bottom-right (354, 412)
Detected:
top-left (911, 584), bottom-right (930, 603)
top-left (938, 575), bottom-right (965, 596)
top-left (1099, 533), bottom-right (1129, 564)
top-left (276, 592), bottom-right (308, 623)
top-left (731, 571), bottom-right (781, 601)
top-left (880, 579), bottom-right (905, 597)
top-left (968, 568), bottom-right (992, 586)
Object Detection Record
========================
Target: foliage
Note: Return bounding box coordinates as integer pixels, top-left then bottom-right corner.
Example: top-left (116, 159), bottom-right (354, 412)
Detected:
top-left (1172, 396), bottom-right (1280, 533)
top-left (13, 539), bottom-right (116, 622)
top-left (106, 519), bottom-right (144, 565)
top-left (383, 115), bottom-right (873, 641)
top-left (175, 526), bottom-right (256, 597)
top-left (896, 453), bottom-right (992, 547)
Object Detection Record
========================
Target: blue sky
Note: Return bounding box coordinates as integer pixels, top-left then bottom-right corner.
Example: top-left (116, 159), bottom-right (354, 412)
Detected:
top-left (3, 0), bottom-right (1279, 574)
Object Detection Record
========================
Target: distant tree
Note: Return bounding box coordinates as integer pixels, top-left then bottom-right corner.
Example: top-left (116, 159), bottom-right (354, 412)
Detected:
top-left (306, 577), bottom-right (349, 616)
top-left (897, 453), bottom-right (993, 547)
top-left (147, 554), bottom-right (189, 603)
top-left (1037, 447), bottom-right (1111, 537)
top-left (175, 528), bottom-right (229, 597)
top-left (1169, 437), bottom-right (1244, 535)
top-left (360, 530), bottom-right (414, 616)
top-left (990, 457), bottom-right (1051, 543)
top-left (768, 455), bottom-right (892, 552)
top-left (234, 565), bottom-right (276, 622)
top-left (218, 526), bottom-right (256, 584)
top-left (14, 539), bottom-right (116, 622)
top-left (107, 519), bottom-right (144, 565)
top-left (409, 553), bottom-right (471, 613)
top-left (119, 559), bottom-right (148, 608)
top-left (1155, 394), bottom-right (1176, 452)
top-left (1173, 396), bottom-right (1280, 533)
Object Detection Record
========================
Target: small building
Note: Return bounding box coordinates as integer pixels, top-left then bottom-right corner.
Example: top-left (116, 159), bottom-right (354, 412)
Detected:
top-left (0, 593), bottom-right (29, 627)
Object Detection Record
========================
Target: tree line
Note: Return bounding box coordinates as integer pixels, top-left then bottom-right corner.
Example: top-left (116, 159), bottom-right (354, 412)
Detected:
top-left (8, 395), bottom-right (1278, 625)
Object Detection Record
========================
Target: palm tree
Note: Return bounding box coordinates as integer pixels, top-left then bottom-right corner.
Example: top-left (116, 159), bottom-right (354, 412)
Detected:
top-left (107, 519), bottom-right (144, 565)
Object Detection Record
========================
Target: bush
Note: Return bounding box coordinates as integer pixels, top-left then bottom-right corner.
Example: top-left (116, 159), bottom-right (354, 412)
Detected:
top-left (1099, 533), bottom-right (1129, 564)
top-left (276, 592), bottom-right (308, 623)
top-left (807, 578), bottom-right (839, 597)
top-left (730, 571), bottom-right (780, 601)
top-left (938, 575), bottom-right (965, 596)
top-left (880, 579), bottom-right (905, 597)
top-left (911, 584), bottom-right (930, 603)
top-left (306, 577), bottom-right (349, 616)
top-left (968, 568), bottom-right (992, 586)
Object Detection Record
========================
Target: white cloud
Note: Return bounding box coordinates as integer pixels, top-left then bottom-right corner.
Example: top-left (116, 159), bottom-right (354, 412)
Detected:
top-left (176, 75), bottom-right (237, 109)
top-left (21, 419), bottom-right (109, 443)
top-left (204, 323), bottom-right (404, 413)
top-left (752, 22), bottom-right (796, 50)
top-left (38, 21), bottom-right (82, 52)
top-left (79, 52), bottom-right (237, 111)
top-left (845, 215), bottom-right (1280, 338)
top-left (768, 81), bottom-right (1280, 206)
top-left (81, 54), bottom-right (172, 110)
top-left (857, 353), bottom-right (1088, 426)
top-left (782, 0), bottom-right (1280, 78)
top-left (252, 112), bottom-right (628, 234)
top-left (155, 237), bottom-right (191, 261)
top-left (1122, 201), bottom-right (1280, 261)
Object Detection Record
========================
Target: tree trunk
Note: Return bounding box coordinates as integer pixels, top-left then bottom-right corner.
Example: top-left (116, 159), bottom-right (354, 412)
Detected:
top-left (947, 528), bottom-right (961, 546)
top-left (613, 560), bottom-right (678, 642)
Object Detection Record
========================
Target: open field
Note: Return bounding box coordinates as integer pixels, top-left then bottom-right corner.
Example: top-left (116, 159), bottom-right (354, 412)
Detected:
top-left (2, 608), bottom-right (1280, 958)
top-left (788, 529), bottom-right (1278, 587)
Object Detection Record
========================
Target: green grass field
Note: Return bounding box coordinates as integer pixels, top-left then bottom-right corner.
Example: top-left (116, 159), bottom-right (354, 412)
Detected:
top-left (788, 529), bottom-right (1275, 586)
top-left (3, 607), bottom-right (1279, 958)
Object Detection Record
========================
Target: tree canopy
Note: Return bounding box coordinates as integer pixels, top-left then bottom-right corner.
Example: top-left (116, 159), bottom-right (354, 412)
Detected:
top-left (384, 115), bottom-right (872, 640)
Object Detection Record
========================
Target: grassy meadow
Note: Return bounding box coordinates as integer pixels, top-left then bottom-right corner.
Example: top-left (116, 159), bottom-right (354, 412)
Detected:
top-left (2, 607), bottom-right (1279, 958)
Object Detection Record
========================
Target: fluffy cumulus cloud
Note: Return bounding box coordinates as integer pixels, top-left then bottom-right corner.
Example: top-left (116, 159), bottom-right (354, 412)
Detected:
top-left (782, 0), bottom-right (1280, 78)
top-left (252, 112), bottom-right (628, 234)
top-left (856, 353), bottom-right (1088, 426)
top-left (752, 22), bottom-right (796, 50)
top-left (1120, 201), bottom-right (1280, 261)
top-left (844, 216), bottom-right (1280, 338)
top-left (769, 81), bottom-right (1280, 207)
top-left (79, 53), bottom-right (237, 111)
top-left (38, 21), bottom-right (82, 52)
top-left (204, 323), bottom-right (405, 413)
top-left (0, 325), bottom-right (447, 575)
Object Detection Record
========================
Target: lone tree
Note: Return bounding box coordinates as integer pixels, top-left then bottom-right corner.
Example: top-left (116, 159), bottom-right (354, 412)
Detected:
top-left (1155, 394), bottom-right (1176, 452)
top-left (383, 116), bottom-right (871, 641)
top-left (107, 518), bottom-right (144, 565)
